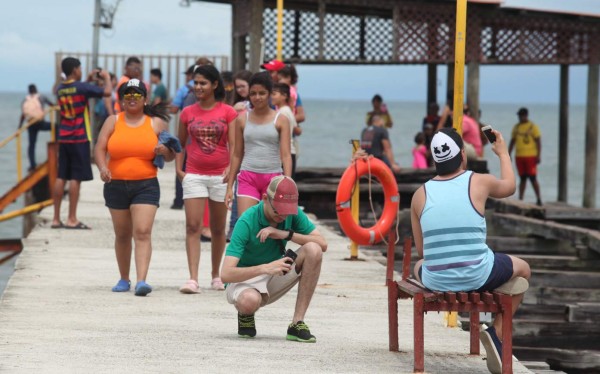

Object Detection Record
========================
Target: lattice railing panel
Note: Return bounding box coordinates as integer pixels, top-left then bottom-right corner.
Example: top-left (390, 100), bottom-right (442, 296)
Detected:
top-left (263, 8), bottom-right (298, 61)
top-left (323, 13), bottom-right (361, 60)
top-left (365, 16), bottom-right (393, 61)
top-left (298, 12), bottom-right (320, 59)
top-left (259, 2), bottom-right (600, 64)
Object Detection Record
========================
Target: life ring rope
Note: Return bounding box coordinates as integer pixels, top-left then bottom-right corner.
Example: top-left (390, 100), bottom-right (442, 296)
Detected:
top-left (365, 158), bottom-right (400, 246)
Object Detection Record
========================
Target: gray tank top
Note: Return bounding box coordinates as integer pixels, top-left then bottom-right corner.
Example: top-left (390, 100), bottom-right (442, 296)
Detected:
top-left (240, 111), bottom-right (283, 173)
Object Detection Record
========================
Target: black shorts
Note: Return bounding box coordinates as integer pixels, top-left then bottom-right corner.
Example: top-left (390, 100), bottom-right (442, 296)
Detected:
top-left (103, 178), bottom-right (160, 209)
top-left (476, 253), bottom-right (514, 292)
top-left (58, 142), bottom-right (93, 181)
top-left (418, 253), bottom-right (514, 291)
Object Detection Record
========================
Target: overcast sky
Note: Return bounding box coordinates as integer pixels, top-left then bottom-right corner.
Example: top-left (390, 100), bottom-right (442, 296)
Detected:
top-left (1, 0), bottom-right (599, 104)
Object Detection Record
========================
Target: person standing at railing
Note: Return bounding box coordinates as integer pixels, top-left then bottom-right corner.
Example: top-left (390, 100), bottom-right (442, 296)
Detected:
top-left (18, 84), bottom-right (55, 171)
top-left (51, 57), bottom-right (112, 230)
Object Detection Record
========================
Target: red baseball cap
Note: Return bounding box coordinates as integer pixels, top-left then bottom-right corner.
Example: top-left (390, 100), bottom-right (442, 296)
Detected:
top-left (266, 176), bottom-right (299, 215)
top-left (261, 59), bottom-right (286, 71)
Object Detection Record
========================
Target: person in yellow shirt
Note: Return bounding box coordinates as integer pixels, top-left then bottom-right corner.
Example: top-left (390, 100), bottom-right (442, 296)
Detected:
top-left (508, 107), bottom-right (542, 206)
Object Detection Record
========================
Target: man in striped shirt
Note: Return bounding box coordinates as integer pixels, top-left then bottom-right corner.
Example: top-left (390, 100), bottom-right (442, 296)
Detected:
top-left (410, 127), bottom-right (530, 374)
top-left (51, 57), bottom-right (112, 230)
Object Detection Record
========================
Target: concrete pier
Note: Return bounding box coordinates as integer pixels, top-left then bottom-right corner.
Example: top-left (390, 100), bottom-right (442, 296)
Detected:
top-left (0, 164), bottom-right (531, 373)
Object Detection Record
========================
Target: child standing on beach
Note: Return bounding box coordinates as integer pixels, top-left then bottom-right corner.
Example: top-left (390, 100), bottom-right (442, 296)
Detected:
top-left (412, 132), bottom-right (429, 169)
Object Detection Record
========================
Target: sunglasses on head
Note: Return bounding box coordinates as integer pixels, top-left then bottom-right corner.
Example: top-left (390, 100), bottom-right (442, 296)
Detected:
top-left (123, 93), bottom-right (143, 101)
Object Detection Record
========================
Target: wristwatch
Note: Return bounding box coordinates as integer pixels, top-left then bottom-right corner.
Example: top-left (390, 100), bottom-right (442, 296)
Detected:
top-left (285, 229), bottom-right (294, 241)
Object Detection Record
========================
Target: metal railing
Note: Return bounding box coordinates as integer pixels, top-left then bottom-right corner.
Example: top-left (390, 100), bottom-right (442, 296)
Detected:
top-left (54, 52), bottom-right (229, 98)
top-left (0, 107), bottom-right (58, 222)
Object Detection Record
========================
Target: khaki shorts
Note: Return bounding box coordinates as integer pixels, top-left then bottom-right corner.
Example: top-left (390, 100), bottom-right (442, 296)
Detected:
top-left (226, 267), bottom-right (301, 307)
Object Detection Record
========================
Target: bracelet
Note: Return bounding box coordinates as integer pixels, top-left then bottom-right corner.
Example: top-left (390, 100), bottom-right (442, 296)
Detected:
top-left (285, 229), bottom-right (294, 241)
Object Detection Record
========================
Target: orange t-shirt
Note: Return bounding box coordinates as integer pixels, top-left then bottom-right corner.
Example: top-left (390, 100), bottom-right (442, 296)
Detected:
top-left (107, 113), bottom-right (158, 180)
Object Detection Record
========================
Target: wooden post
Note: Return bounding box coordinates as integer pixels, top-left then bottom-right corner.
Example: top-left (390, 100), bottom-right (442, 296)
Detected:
top-left (427, 64), bottom-right (437, 110)
top-left (249, 0), bottom-right (264, 72)
top-left (583, 64), bottom-right (599, 208)
top-left (558, 64), bottom-right (569, 202)
top-left (467, 61), bottom-right (480, 122)
top-left (231, 2), bottom-right (246, 71)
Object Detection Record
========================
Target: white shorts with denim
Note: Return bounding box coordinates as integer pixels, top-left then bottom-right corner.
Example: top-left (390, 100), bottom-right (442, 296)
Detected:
top-left (226, 266), bottom-right (300, 307)
top-left (182, 173), bottom-right (227, 202)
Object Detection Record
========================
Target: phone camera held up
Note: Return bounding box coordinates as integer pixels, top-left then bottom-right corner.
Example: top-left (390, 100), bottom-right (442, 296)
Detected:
top-left (481, 125), bottom-right (496, 143)
top-left (96, 68), bottom-right (102, 79)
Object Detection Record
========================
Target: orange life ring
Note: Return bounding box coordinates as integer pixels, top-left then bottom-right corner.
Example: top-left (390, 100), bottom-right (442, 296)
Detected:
top-left (336, 157), bottom-right (400, 245)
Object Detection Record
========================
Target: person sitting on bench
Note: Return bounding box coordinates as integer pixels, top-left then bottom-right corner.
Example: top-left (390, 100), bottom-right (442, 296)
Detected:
top-left (410, 127), bottom-right (531, 374)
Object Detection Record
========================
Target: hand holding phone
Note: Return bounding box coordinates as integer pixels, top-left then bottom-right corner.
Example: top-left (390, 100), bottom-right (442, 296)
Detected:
top-left (481, 125), bottom-right (496, 143)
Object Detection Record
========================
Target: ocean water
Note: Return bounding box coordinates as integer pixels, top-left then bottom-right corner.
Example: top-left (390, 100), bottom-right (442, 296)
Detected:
top-left (0, 92), bottom-right (597, 239)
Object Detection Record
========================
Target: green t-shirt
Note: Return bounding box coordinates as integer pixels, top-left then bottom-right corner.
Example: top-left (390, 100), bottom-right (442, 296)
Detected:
top-left (151, 83), bottom-right (168, 103)
top-left (225, 201), bottom-right (316, 267)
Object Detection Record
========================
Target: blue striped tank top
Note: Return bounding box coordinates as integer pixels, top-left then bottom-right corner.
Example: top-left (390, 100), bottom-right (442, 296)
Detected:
top-left (420, 170), bottom-right (494, 291)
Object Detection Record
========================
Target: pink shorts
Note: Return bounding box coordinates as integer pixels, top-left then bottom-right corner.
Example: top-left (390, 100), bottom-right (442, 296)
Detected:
top-left (236, 170), bottom-right (282, 201)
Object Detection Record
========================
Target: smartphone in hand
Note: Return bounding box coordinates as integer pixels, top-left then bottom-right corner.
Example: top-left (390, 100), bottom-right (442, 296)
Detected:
top-left (481, 125), bottom-right (496, 143)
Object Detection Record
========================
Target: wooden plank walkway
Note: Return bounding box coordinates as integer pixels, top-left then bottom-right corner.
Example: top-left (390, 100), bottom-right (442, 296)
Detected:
top-left (0, 164), bottom-right (532, 373)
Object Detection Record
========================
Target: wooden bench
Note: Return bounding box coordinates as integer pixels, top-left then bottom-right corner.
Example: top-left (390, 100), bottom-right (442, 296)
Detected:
top-left (386, 233), bottom-right (514, 374)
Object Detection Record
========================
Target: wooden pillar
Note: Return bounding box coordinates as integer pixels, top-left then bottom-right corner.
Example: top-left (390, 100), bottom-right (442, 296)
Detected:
top-left (317, 0), bottom-right (325, 60)
top-left (427, 64), bottom-right (437, 109)
top-left (558, 64), bottom-right (569, 202)
top-left (248, 0), bottom-right (264, 72)
top-left (231, 3), bottom-right (246, 72)
top-left (467, 61), bottom-right (480, 122)
top-left (583, 64), bottom-right (599, 208)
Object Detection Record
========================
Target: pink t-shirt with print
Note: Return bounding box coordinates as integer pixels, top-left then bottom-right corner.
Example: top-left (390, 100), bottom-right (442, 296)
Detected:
top-left (180, 102), bottom-right (237, 176)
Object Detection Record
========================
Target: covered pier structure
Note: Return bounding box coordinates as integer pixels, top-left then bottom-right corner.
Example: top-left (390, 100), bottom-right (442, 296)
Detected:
top-left (195, 0), bottom-right (600, 207)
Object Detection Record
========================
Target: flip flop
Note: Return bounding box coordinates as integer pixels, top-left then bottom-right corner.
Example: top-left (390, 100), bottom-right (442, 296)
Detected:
top-left (51, 222), bottom-right (64, 229)
top-left (65, 222), bottom-right (91, 230)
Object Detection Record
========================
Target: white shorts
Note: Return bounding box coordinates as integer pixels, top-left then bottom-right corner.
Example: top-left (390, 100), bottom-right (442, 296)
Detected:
top-left (182, 173), bottom-right (227, 202)
top-left (226, 266), bottom-right (300, 307)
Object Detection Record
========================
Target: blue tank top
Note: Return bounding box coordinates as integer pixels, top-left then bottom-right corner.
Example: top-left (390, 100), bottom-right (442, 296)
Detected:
top-left (420, 171), bottom-right (494, 291)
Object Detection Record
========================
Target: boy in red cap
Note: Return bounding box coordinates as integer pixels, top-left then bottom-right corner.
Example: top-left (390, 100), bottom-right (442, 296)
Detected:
top-left (221, 176), bottom-right (327, 343)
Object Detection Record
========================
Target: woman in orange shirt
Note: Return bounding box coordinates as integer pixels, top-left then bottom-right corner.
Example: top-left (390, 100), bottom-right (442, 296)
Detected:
top-left (94, 79), bottom-right (175, 296)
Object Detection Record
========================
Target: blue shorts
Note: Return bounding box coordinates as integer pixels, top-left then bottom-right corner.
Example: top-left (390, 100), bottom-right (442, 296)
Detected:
top-left (103, 178), bottom-right (160, 209)
top-left (418, 253), bottom-right (514, 291)
top-left (58, 142), bottom-right (93, 181)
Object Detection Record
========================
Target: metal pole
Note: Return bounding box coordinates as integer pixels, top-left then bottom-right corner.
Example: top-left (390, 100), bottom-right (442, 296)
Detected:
top-left (350, 140), bottom-right (360, 260)
top-left (276, 0), bottom-right (284, 61)
top-left (452, 0), bottom-right (467, 136)
top-left (91, 0), bottom-right (101, 69)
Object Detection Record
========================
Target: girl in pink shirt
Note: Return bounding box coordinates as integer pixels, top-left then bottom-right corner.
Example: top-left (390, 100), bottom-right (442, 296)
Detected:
top-left (176, 65), bottom-right (237, 294)
top-left (412, 132), bottom-right (429, 169)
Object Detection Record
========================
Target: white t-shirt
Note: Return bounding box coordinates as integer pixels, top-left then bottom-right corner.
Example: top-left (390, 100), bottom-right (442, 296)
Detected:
top-left (277, 106), bottom-right (298, 155)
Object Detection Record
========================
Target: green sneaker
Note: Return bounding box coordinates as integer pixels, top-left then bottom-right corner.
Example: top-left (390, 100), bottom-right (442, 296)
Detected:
top-left (238, 313), bottom-right (256, 338)
top-left (286, 321), bottom-right (316, 343)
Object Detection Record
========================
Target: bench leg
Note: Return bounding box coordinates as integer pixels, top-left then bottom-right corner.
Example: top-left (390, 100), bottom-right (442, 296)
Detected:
top-left (469, 311), bottom-right (480, 355)
top-left (388, 283), bottom-right (399, 352)
top-left (501, 295), bottom-right (513, 374)
top-left (414, 294), bottom-right (425, 373)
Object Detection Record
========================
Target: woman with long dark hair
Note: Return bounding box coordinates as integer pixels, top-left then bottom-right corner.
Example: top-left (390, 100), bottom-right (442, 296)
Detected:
top-left (225, 72), bottom-right (292, 217)
top-left (177, 65), bottom-right (237, 293)
top-left (94, 79), bottom-right (174, 296)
